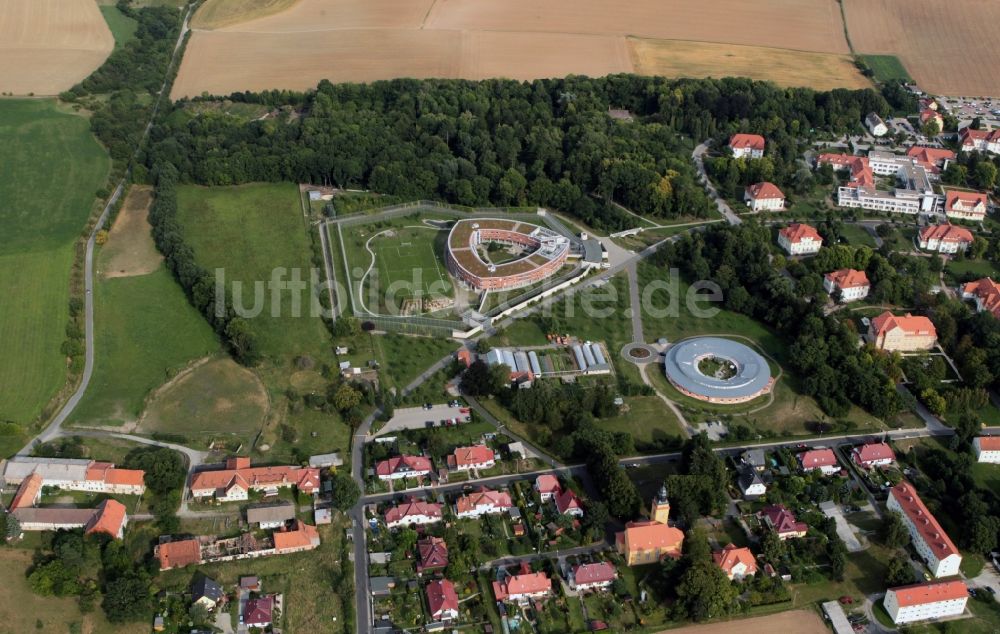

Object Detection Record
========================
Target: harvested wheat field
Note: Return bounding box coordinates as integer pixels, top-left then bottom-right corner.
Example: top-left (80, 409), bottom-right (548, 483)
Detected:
top-left (173, 0), bottom-right (864, 98)
top-left (663, 610), bottom-right (828, 634)
top-left (99, 185), bottom-right (163, 279)
top-left (0, 0), bottom-right (114, 95)
top-left (845, 0), bottom-right (1000, 95)
top-left (631, 39), bottom-right (870, 91)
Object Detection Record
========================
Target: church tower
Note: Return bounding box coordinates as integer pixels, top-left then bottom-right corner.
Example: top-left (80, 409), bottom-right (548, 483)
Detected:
top-left (651, 484), bottom-right (670, 524)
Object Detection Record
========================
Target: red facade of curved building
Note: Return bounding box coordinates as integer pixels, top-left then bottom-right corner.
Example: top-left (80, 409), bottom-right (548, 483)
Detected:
top-left (446, 219), bottom-right (569, 291)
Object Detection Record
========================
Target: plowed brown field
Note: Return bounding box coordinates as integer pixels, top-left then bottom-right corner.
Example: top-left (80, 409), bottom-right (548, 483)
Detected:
top-left (0, 0), bottom-right (114, 95)
top-left (845, 0), bottom-right (1000, 96)
top-left (173, 0), bottom-right (865, 98)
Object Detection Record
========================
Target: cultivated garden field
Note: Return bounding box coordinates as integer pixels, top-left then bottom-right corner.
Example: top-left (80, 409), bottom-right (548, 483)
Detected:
top-left (0, 100), bottom-right (110, 430)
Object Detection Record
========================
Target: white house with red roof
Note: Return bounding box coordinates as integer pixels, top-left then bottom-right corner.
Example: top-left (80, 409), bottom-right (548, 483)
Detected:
top-left (492, 563), bottom-right (552, 603)
top-left (760, 504), bottom-right (808, 540)
top-left (974, 436), bottom-right (1000, 463)
top-left (777, 223), bottom-right (823, 256)
top-left (375, 455), bottom-right (433, 481)
top-left (554, 488), bottom-right (584, 517)
top-left (884, 580), bottom-right (968, 625)
top-left (961, 277), bottom-right (1000, 317)
top-left (535, 474), bottom-right (561, 501)
top-left (447, 445), bottom-right (495, 472)
top-left (798, 448), bottom-right (840, 475)
top-left (918, 223), bottom-right (975, 254)
top-left (823, 268), bottom-right (870, 303)
top-left (852, 442), bottom-right (895, 469)
top-left (712, 544), bottom-right (758, 580)
top-left (426, 579), bottom-right (459, 621)
top-left (959, 127), bottom-right (1000, 155)
top-left (729, 133), bottom-right (765, 159)
top-left (744, 182), bottom-right (785, 212)
top-left (888, 482), bottom-right (962, 577)
top-left (454, 487), bottom-right (513, 518)
top-left (570, 562), bottom-right (617, 591)
top-left (943, 189), bottom-right (989, 221)
top-left (243, 596), bottom-right (274, 629)
top-left (384, 498), bottom-right (443, 529)
top-left (868, 312), bottom-right (937, 352)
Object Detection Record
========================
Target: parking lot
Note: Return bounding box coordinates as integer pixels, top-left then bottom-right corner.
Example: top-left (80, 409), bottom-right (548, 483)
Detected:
top-left (373, 403), bottom-right (470, 437)
top-left (820, 501), bottom-right (865, 553)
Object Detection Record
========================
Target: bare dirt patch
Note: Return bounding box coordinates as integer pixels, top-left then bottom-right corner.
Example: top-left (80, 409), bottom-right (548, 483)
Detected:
top-left (172, 0), bottom-right (852, 98)
top-left (663, 610), bottom-right (828, 634)
top-left (631, 39), bottom-right (869, 91)
top-left (845, 0), bottom-right (1000, 95)
top-left (100, 185), bottom-right (163, 278)
top-left (139, 356), bottom-right (268, 442)
top-left (0, 0), bottom-right (114, 95)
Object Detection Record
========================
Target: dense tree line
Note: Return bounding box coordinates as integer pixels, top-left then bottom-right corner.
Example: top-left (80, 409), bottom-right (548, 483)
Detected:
top-left (122, 446), bottom-right (186, 532)
top-left (63, 1), bottom-right (183, 163)
top-left (658, 223), bottom-right (901, 418)
top-left (665, 434), bottom-right (729, 525)
top-left (149, 76), bottom-right (886, 230)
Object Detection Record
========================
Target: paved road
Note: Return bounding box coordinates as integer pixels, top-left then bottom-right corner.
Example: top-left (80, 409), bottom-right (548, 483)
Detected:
top-left (20, 6), bottom-right (194, 456)
top-left (693, 142), bottom-right (742, 226)
top-left (479, 543), bottom-right (607, 571)
top-left (625, 261), bottom-right (645, 344)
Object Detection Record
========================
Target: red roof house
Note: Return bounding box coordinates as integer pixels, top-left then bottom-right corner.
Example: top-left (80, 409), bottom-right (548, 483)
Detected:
top-left (869, 312), bottom-right (937, 351)
top-left (944, 189), bottom-right (989, 221)
top-left (887, 482), bottom-right (961, 577)
top-left (426, 579), bottom-right (459, 621)
top-left (744, 182), bottom-right (786, 211)
top-left (571, 562), bottom-right (617, 591)
top-left (84, 499), bottom-right (128, 539)
top-left (243, 596), bottom-right (274, 628)
top-left (554, 488), bottom-right (584, 517)
top-left (384, 499), bottom-right (443, 528)
top-left (712, 544), bottom-right (758, 580)
top-left (455, 487), bottom-right (512, 518)
top-left (155, 538), bottom-right (203, 570)
top-left (906, 146), bottom-right (955, 174)
top-left (961, 277), bottom-right (1000, 318)
top-left (852, 443), bottom-right (895, 468)
top-left (417, 536), bottom-right (448, 573)
top-left (729, 133), bottom-right (766, 158)
top-left (492, 563), bottom-right (552, 602)
top-left (777, 223), bottom-right (823, 255)
top-left (760, 504), bottom-right (808, 540)
top-left (9, 472), bottom-right (43, 511)
top-left (535, 474), bottom-right (561, 501)
top-left (375, 455), bottom-right (433, 480)
top-left (447, 445), bottom-right (495, 471)
top-left (798, 448), bottom-right (840, 475)
top-left (273, 519), bottom-right (321, 553)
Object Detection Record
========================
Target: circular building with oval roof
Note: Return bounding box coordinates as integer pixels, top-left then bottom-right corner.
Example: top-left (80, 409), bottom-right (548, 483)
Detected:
top-left (445, 218), bottom-right (570, 291)
top-left (664, 337), bottom-right (774, 404)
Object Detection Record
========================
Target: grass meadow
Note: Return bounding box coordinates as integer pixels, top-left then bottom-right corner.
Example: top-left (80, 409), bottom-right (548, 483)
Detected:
top-left (99, 4), bottom-right (138, 48)
top-left (0, 99), bottom-right (110, 430)
top-left (69, 265), bottom-right (218, 427)
top-left (176, 183), bottom-right (331, 363)
top-left (859, 54), bottom-right (913, 83)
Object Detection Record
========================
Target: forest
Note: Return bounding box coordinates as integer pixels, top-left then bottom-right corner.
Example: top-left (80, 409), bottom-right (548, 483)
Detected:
top-left (149, 75), bottom-right (887, 231)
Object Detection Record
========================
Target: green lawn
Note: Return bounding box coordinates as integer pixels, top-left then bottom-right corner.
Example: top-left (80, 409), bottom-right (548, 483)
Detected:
top-left (946, 258), bottom-right (1000, 284)
top-left (99, 5), bottom-right (138, 48)
top-left (595, 394), bottom-right (685, 447)
top-left (0, 100), bottom-right (110, 430)
top-left (838, 223), bottom-right (877, 248)
top-left (176, 183), bottom-right (332, 363)
top-left (69, 265), bottom-right (219, 426)
top-left (859, 54), bottom-right (913, 83)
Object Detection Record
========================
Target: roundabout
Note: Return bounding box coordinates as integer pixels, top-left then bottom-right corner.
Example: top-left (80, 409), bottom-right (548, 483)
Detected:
top-left (663, 337), bottom-right (774, 404)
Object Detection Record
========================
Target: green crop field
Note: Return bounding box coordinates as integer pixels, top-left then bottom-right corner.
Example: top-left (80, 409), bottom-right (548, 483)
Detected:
top-left (99, 5), bottom-right (138, 48)
top-left (860, 54), bottom-right (912, 83)
top-left (176, 183), bottom-right (332, 362)
top-left (69, 265), bottom-right (219, 427)
top-left (0, 100), bottom-right (110, 429)
top-left (369, 226), bottom-right (452, 311)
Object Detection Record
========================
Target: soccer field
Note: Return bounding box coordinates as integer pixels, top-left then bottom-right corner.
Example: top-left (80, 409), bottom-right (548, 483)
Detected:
top-left (368, 227), bottom-right (453, 311)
